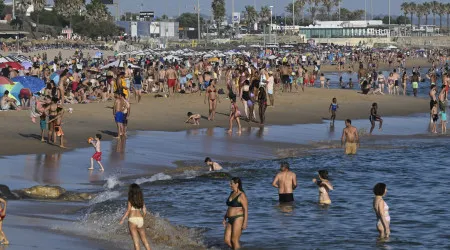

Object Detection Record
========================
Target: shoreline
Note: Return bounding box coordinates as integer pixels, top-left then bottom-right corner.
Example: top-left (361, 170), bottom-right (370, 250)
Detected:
top-left (0, 87), bottom-right (429, 157)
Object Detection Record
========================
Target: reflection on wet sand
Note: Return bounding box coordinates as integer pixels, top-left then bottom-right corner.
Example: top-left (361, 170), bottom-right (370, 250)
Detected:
top-left (108, 138), bottom-right (126, 168)
top-left (26, 153), bottom-right (62, 185)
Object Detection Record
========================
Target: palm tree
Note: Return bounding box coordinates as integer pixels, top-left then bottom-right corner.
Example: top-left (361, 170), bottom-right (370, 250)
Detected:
top-left (446, 3), bottom-right (450, 33)
top-left (308, 0), bottom-right (321, 22)
top-left (437, 3), bottom-right (445, 32)
top-left (422, 2), bottom-right (430, 26)
top-left (285, 0), bottom-right (307, 24)
top-left (85, 0), bottom-right (110, 22)
top-left (259, 5), bottom-right (271, 30)
top-left (321, 0), bottom-right (333, 21)
top-left (244, 5), bottom-right (258, 31)
top-left (33, 0), bottom-right (46, 32)
top-left (211, 0), bottom-right (226, 37)
top-left (400, 2), bottom-right (410, 26)
top-left (333, 0), bottom-right (341, 21)
top-left (54, 0), bottom-right (85, 28)
top-left (416, 3), bottom-right (426, 28)
top-left (408, 2), bottom-right (416, 29)
top-left (430, 1), bottom-right (439, 26)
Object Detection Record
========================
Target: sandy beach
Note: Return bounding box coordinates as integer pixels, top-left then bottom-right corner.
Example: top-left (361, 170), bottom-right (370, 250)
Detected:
top-left (0, 87), bottom-right (428, 156)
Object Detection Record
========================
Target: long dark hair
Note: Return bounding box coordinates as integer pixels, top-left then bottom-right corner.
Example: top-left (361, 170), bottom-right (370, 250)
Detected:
top-left (128, 183), bottom-right (144, 209)
top-left (231, 177), bottom-right (244, 192)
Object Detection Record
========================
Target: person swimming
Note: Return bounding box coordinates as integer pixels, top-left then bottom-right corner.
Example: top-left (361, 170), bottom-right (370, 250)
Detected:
top-left (312, 170), bottom-right (334, 205)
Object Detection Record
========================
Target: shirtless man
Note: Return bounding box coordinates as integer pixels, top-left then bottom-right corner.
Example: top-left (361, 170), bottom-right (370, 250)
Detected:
top-left (113, 92), bottom-right (125, 137)
top-left (30, 65), bottom-right (40, 77)
top-left (166, 65), bottom-right (178, 96)
top-left (341, 119), bottom-right (359, 155)
top-left (272, 162), bottom-right (297, 203)
top-left (158, 65), bottom-right (166, 92)
top-left (392, 69), bottom-right (400, 95)
top-left (179, 65), bottom-right (188, 91)
top-left (0, 90), bottom-right (20, 110)
top-left (204, 157), bottom-right (223, 171)
top-left (280, 62), bottom-right (292, 92)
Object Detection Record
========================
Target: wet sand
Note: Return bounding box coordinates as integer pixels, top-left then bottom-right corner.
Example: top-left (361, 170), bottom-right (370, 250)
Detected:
top-left (0, 87), bottom-right (428, 156)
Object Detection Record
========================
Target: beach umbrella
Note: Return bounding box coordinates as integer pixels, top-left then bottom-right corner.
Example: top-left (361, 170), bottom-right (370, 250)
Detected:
top-left (208, 57), bottom-right (219, 62)
top-left (50, 72), bottom-right (60, 84)
top-left (0, 62), bottom-right (23, 70)
top-left (11, 76), bottom-right (46, 94)
top-left (0, 76), bottom-right (14, 85)
top-left (21, 61), bottom-right (33, 69)
top-left (0, 82), bottom-right (23, 101)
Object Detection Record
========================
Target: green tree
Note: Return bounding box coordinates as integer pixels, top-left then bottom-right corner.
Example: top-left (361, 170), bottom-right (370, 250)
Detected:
top-left (396, 16), bottom-right (410, 25)
top-left (400, 2), bottom-right (412, 27)
top-left (211, 0), bottom-right (225, 37)
top-left (285, 0), bottom-right (307, 24)
top-left (177, 12), bottom-right (202, 28)
top-left (446, 3), bottom-right (450, 33)
top-left (321, 0), bottom-right (334, 20)
top-left (33, 0), bottom-right (46, 32)
top-left (308, 0), bottom-right (321, 21)
top-left (244, 5), bottom-right (258, 30)
top-left (0, 0), bottom-right (5, 18)
top-left (416, 3), bottom-right (425, 28)
top-left (54, 0), bottom-right (85, 28)
top-left (259, 5), bottom-right (271, 27)
top-left (430, 1), bottom-right (439, 26)
top-left (437, 3), bottom-right (445, 31)
top-left (421, 2), bottom-right (430, 25)
top-left (85, 0), bottom-right (110, 22)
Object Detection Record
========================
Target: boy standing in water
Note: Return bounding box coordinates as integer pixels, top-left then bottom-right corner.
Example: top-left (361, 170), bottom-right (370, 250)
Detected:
top-left (312, 170), bottom-right (334, 205)
top-left (204, 157), bottom-right (223, 171)
top-left (431, 103), bottom-right (438, 133)
top-left (329, 97), bottom-right (339, 127)
top-left (88, 134), bottom-right (105, 171)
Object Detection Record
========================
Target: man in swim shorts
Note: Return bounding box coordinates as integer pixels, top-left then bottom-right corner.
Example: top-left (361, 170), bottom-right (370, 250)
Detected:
top-left (166, 65), bottom-right (178, 96)
top-left (341, 119), bottom-right (359, 155)
top-left (272, 162), bottom-right (297, 203)
top-left (113, 92), bottom-right (125, 137)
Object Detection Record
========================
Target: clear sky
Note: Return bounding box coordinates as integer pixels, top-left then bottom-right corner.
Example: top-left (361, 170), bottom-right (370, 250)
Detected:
top-left (114, 0), bottom-right (439, 17)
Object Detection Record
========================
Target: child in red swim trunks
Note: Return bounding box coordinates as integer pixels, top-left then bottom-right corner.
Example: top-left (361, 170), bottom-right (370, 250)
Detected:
top-left (0, 198), bottom-right (8, 245)
top-left (88, 134), bottom-right (105, 171)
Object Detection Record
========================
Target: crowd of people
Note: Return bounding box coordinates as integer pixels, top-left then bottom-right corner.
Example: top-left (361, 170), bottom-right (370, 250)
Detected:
top-left (1, 44), bottom-right (449, 249)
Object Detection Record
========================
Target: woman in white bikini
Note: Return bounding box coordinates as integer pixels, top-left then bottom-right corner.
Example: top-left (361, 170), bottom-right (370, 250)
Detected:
top-left (120, 184), bottom-right (152, 250)
top-left (0, 198), bottom-right (8, 245)
top-left (373, 183), bottom-right (390, 239)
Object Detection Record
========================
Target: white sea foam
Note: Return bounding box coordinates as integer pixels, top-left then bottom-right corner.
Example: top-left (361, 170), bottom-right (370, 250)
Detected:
top-left (103, 175), bottom-right (123, 189)
top-left (135, 173), bottom-right (172, 185)
top-left (89, 190), bottom-right (121, 205)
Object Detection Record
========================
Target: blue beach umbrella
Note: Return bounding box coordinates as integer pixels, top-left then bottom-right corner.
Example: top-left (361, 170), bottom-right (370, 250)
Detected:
top-left (0, 82), bottom-right (23, 101)
top-left (11, 76), bottom-right (46, 94)
top-left (50, 72), bottom-right (60, 85)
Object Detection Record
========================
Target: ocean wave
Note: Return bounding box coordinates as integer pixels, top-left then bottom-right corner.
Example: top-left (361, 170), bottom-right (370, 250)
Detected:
top-left (71, 205), bottom-right (207, 250)
top-left (135, 173), bottom-right (172, 185)
top-left (104, 175), bottom-right (123, 189)
top-left (89, 190), bottom-right (121, 205)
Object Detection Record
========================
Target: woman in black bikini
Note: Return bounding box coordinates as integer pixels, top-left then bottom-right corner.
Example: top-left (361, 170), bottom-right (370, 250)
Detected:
top-left (258, 86), bottom-right (267, 125)
top-left (205, 79), bottom-right (220, 121)
top-left (223, 177), bottom-right (248, 250)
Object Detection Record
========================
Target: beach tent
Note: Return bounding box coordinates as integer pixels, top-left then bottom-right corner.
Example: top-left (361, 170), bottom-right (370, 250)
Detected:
top-left (100, 60), bottom-right (140, 69)
top-left (11, 76), bottom-right (46, 94)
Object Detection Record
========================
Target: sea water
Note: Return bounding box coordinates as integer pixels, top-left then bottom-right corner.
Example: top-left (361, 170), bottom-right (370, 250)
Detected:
top-left (2, 115), bottom-right (449, 249)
